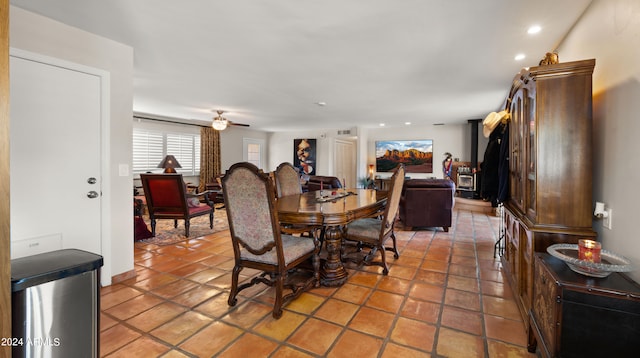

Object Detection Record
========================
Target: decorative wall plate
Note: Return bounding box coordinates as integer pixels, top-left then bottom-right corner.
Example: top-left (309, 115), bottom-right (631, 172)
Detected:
top-left (547, 244), bottom-right (633, 278)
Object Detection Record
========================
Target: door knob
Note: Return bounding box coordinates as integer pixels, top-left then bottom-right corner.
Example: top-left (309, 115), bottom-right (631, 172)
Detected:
top-left (87, 177), bottom-right (97, 184)
top-left (87, 191), bottom-right (99, 199)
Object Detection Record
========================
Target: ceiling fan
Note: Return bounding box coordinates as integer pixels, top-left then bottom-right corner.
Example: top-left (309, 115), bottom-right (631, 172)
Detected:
top-left (211, 110), bottom-right (249, 130)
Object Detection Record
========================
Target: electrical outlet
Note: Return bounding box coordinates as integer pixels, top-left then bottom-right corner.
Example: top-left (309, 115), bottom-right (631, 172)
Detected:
top-left (603, 208), bottom-right (612, 230)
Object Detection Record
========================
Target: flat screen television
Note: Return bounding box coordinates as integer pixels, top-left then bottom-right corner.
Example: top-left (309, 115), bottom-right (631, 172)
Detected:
top-left (375, 139), bottom-right (433, 173)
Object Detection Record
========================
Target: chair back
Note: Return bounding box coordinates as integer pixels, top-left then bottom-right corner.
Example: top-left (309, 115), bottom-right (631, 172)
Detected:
top-left (222, 162), bottom-right (282, 260)
top-left (140, 173), bottom-right (188, 213)
top-left (274, 162), bottom-right (302, 198)
top-left (382, 165), bottom-right (405, 234)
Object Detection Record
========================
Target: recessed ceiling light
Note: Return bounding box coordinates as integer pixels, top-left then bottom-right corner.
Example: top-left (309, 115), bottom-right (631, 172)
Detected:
top-left (405, 122), bottom-right (411, 125)
top-left (527, 25), bottom-right (542, 35)
top-left (515, 53), bottom-right (526, 61)
top-left (379, 123), bottom-right (385, 127)
top-left (315, 101), bottom-right (327, 106)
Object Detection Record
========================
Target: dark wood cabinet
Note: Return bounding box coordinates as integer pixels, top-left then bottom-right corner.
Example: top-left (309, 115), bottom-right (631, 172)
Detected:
top-left (530, 254), bottom-right (640, 357)
top-left (501, 59), bottom-right (597, 335)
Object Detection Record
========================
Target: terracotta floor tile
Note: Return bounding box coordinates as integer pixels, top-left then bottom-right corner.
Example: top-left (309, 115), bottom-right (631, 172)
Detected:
top-left (271, 345), bottom-right (315, 357)
top-left (444, 288), bottom-right (481, 311)
top-left (150, 278), bottom-right (199, 299)
top-left (285, 292), bottom-right (326, 315)
top-left (126, 302), bottom-right (188, 332)
top-left (288, 318), bottom-right (344, 356)
top-left (381, 342), bottom-right (431, 357)
top-left (436, 327), bottom-right (485, 357)
top-left (420, 259), bottom-right (449, 272)
top-left (168, 262), bottom-right (209, 277)
top-left (131, 273), bottom-right (179, 291)
top-left (365, 290), bottom-right (405, 313)
top-left (100, 324), bottom-right (141, 356)
top-left (400, 297), bottom-right (441, 324)
top-left (484, 314), bottom-right (528, 347)
top-left (221, 300), bottom-right (272, 329)
top-left (483, 295), bottom-right (522, 321)
top-left (253, 311), bottom-right (307, 341)
top-left (480, 267), bottom-right (506, 283)
top-left (377, 276), bottom-right (412, 294)
top-left (194, 292), bottom-right (236, 318)
top-left (448, 263), bottom-right (478, 278)
top-left (447, 274), bottom-right (480, 293)
top-left (327, 329), bottom-right (383, 358)
top-left (171, 285), bottom-right (223, 308)
top-left (100, 312), bottom-right (118, 332)
top-left (333, 283), bottom-right (372, 304)
top-left (185, 267), bottom-right (226, 283)
top-left (390, 316), bottom-right (436, 352)
top-left (101, 286), bottom-right (144, 310)
top-left (347, 271), bottom-right (381, 287)
top-left (105, 293), bottom-right (164, 320)
top-left (314, 298), bottom-right (360, 325)
top-left (451, 255), bottom-right (478, 267)
top-left (394, 255), bottom-right (423, 268)
top-left (178, 321), bottom-right (243, 357)
top-left (409, 281), bottom-right (445, 303)
top-left (106, 336), bottom-right (170, 357)
top-left (388, 264), bottom-right (417, 280)
top-left (487, 339), bottom-right (538, 357)
top-left (348, 306), bottom-right (396, 337)
top-left (414, 269), bottom-right (446, 286)
top-left (151, 311), bottom-right (213, 345)
top-left (218, 332), bottom-right (279, 357)
top-left (441, 305), bottom-right (483, 335)
top-left (480, 279), bottom-right (513, 299)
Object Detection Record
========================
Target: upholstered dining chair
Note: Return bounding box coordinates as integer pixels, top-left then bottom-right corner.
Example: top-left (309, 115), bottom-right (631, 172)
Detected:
top-left (140, 173), bottom-right (214, 237)
top-left (274, 162), bottom-right (302, 198)
top-left (222, 162), bottom-right (320, 319)
top-left (343, 164), bottom-right (405, 274)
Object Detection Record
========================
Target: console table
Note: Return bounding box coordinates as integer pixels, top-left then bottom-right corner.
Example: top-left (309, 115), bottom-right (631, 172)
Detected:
top-left (529, 253), bottom-right (640, 357)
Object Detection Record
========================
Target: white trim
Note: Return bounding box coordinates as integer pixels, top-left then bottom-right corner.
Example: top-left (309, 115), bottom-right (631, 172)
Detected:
top-left (10, 48), bottom-right (113, 286)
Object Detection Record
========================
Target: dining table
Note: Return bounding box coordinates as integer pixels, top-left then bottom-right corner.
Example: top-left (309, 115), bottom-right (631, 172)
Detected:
top-left (276, 188), bottom-right (388, 286)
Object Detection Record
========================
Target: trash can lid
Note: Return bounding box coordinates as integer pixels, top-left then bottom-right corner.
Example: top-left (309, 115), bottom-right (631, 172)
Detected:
top-left (11, 249), bottom-right (104, 292)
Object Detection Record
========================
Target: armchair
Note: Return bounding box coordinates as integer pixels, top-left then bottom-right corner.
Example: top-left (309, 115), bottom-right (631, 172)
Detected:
top-left (140, 173), bottom-right (214, 237)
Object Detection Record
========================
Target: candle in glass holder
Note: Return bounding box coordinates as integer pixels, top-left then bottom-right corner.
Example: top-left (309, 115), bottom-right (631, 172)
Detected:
top-left (578, 239), bottom-right (601, 263)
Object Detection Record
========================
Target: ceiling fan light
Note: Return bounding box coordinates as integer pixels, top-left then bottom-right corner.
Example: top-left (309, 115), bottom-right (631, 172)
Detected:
top-left (211, 118), bottom-right (228, 130)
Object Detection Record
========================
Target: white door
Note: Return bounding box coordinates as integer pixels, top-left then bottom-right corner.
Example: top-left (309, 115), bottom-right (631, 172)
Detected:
top-left (335, 139), bottom-right (356, 188)
top-left (10, 54), bottom-right (103, 258)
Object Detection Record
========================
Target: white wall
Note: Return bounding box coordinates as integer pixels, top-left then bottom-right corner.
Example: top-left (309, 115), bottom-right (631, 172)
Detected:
top-left (220, 126), bottom-right (269, 172)
top-left (10, 6), bottom-right (134, 283)
top-left (557, 0), bottom-right (640, 281)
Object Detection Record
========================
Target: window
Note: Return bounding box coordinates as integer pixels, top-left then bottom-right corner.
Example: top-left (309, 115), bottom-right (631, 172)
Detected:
top-left (243, 138), bottom-right (265, 169)
top-left (132, 128), bottom-right (201, 175)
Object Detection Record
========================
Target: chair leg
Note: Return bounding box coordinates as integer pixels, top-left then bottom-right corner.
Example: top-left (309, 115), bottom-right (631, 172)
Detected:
top-left (174, 219), bottom-right (178, 228)
top-left (378, 244), bottom-right (389, 275)
top-left (209, 211), bottom-right (214, 229)
top-left (443, 226), bottom-right (449, 232)
top-left (390, 232), bottom-right (400, 259)
top-left (150, 218), bottom-right (156, 236)
top-left (228, 265), bottom-right (241, 306)
top-left (185, 219), bottom-right (190, 237)
top-left (272, 273), bottom-right (285, 319)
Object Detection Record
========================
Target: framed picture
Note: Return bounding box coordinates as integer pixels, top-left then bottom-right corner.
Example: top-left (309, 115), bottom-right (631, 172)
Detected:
top-left (294, 138), bottom-right (316, 175)
top-left (375, 139), bottom-right (433, 173)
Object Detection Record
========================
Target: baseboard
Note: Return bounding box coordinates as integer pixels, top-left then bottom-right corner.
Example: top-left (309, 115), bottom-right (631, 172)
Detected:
top-left (111, 269), bottom-right (137, 284)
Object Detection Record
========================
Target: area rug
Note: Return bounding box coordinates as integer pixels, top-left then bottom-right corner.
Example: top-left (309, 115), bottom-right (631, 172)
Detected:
top-left (138, 208), bottom-right (228, 246)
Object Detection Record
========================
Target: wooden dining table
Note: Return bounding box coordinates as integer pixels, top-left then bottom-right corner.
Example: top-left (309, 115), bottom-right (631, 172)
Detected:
top-left (277, 188), bottom-right (388, 286)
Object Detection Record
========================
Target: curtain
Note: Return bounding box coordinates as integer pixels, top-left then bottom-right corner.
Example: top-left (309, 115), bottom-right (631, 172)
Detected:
top-left (199, 127), bottom-right (222, 192)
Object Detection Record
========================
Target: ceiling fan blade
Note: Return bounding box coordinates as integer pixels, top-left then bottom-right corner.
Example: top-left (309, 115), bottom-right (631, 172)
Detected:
top-left (229, 121), bottom-right (250, 127)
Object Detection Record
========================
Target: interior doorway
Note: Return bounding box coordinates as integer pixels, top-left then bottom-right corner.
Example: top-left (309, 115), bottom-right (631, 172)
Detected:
top-left (334, 139), bottom-right (356, 188)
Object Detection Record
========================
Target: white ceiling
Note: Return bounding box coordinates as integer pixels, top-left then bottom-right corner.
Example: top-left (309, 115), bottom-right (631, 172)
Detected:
top-left (11, 0), bottom-right (593, 132)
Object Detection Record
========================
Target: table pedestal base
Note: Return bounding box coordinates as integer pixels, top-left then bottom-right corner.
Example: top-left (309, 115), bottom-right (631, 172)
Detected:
top-left (320, 225), bottom-right (348, 286)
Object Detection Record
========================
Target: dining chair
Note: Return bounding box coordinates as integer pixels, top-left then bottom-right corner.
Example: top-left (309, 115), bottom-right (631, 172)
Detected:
top-left (222, 162), bottom-right (320, 319)
top-left (343, 164), bottom-right (405, 274)
top-left (274, 162), bottom-right (302, 198)
top-left (140, 173), bottom-right (215, 237)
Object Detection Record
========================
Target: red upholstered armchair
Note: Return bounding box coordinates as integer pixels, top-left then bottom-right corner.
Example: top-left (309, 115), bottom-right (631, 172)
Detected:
top-left (140, 173), bottom-right (214, 237)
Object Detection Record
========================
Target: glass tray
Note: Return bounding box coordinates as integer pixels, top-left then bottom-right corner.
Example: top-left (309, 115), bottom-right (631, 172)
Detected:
top-left (547, 244), bottom-right (634, 278)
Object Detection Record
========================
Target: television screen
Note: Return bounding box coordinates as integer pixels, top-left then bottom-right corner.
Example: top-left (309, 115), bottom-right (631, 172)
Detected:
top-left (375, 140), bottom-right (433, 173)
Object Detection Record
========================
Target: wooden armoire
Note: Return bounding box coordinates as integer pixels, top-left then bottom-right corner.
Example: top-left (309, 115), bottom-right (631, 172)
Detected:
top-left (500, 59), bottom-right (597, 350)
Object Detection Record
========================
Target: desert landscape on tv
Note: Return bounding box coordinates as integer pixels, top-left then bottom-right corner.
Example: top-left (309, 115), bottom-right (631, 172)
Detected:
top-left (376, 140), bottom-right (433, 173)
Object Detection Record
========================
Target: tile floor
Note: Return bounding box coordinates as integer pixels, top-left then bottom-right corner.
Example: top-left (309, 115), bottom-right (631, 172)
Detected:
top-left (100, 209), bottom-right (539, 357)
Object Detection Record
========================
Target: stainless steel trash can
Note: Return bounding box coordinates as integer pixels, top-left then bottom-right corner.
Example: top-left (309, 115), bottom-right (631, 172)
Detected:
top-left (11, 249), bottom-right (104, 358)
